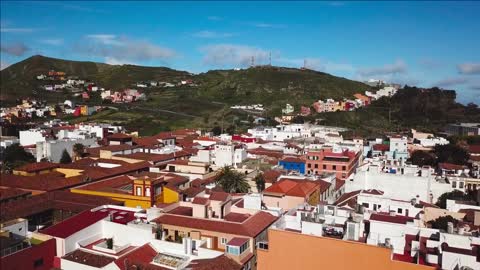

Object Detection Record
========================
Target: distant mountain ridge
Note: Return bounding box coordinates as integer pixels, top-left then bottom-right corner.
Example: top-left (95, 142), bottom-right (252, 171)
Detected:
top-left (1, 55), bottom-right (371, 107)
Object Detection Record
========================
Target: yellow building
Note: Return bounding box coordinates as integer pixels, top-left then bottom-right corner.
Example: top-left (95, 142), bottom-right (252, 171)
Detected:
top-left (70, 172), bottom-right (183, 208)
top-left (13, 162), bottom-right (59, 176)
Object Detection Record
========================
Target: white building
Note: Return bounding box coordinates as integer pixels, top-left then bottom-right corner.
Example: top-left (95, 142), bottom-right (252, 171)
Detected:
top-left (19, 129), bottom-right (46, 146)
top-left (36, 138), bottom-right (98, 162)
top-left (213, 144), bottom-right (247, 168)
top-left (347, 164), bottom-right (452, 202)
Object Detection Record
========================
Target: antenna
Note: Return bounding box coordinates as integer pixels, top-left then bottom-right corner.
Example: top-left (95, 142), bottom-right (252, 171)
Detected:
top-left (269, 52), bottom-right (272, 66)
top-left (303, 59), bottom-right (307, 69)
top-left (251, 56), bottom-right (255, 67)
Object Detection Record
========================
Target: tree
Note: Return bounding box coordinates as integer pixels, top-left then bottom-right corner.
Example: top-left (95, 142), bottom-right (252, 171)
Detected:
top-left (1, 143), bottom-right (35, 172)
top-left (211, 126), bottom-right (222, 136)
top-left (59, 149), bottom-right (72, 164)
top-left (254, 173), bottom-right (266, 192)
top-left (73, 143), bottom-right (85, 160)
top-left (427, 215), bottom-right (459, 231)
top-left (434, 144), bottom-right (469, 165)
top-left (435, 190), bottom-right (473, 209)
top-left (215, 166), bottom-right (250, 193)
top-left (408, 150), bottom-right (436, 167)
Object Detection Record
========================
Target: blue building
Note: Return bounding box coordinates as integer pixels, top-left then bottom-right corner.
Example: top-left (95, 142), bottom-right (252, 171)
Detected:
top-left (278, 157), bottom-right (306, 174)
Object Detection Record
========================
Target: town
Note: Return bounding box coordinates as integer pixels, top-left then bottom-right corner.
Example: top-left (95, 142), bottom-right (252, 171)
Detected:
top-left (2, 1), bottom-right (480, 270)
top-left (1, 116), bottom-right (480, 270)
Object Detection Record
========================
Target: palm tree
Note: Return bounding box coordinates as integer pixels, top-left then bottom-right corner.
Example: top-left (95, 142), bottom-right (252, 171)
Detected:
top-left (73, 143), bottom-right (85, 160)
top-left (215, 166), bottom-right (250, 193)
top-left (254, 173), bottom-right (266, 192)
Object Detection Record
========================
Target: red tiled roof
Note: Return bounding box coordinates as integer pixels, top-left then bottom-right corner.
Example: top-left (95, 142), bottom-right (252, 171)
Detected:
top-left (335, 178), bottom-right (345, 191)
top-left (362, 189), bottom-right (384, 195)
top-left (0, 173), bottom-right (84, 192)
top-left (372, 144), bottom-right (389, 152)
top-left (115, 243), bottom-right (158, 270)
top-left (0, 186), bottom-right (31, 201)
top-left (370, 213), bottom-right (414, 225)
top-left (189, 255), bottom-right (242, 270)
top-left (63, 249), bottom-right (115, 268)
top-left (107, 133), bottom-right (132, 140)
top-left (168, 206), bottom-right (193, 216)
top-left (86, 145), bottom-right (141, 156)
top-left (226, 237), bottom-right (249, 247)
top-left (192, 197), bottom-right (210, 205)
top-left (41, 209), bottom-right (109, 238)
top-left (263, 170), bottom-right (284, 183)
top-left (334, 190), bottom-right (362, 207)
top-left (280, 156), bottom-right (304, 163)
top-left (438, 162), bottom-right (467, 171)
top-left (182, 187), bottom-right (205, 198)
top-left (209, 191), bottom-right (230, 202)
top-left (15, 162), bottom-right (59, 173)
top-left (224, 212), bottom-right (251, 223)
top-left (154, 211), bottom-right (278, 237)
top-left (263, 179), bottom-right (320, 197)
top-left (468, 144), bottom-right (480, 154)
top-left (247, 147), bottom-right (284, 159)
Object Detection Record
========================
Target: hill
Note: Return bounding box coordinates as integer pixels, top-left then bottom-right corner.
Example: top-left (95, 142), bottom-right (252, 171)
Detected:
top-left (0, 55), bottom-right (191, 102)
top-left (195, 66), bottom-right (370, 110)
top-left (319, 86), bottom-right (480, 136)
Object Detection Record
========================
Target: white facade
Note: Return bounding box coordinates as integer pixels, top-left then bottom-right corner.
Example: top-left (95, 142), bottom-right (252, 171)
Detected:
top-left (347, 165), bottom-right (452, 202)
top-left (213, 144), bottom-right (247, 168)
top-left (36, 138), bottom-right (98, 162)
top-left (19, 129), bottom-right (46, 146)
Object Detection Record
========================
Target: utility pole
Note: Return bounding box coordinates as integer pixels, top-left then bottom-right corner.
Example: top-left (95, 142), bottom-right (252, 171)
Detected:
top-left (251, 56), bottom-right (255, 67)
top-left (269, 52), bottom-right (272, 66)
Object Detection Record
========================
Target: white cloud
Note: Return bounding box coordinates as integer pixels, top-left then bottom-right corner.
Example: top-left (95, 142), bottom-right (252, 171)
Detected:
top-left (433, 77), bottom-right (469, 87)
top-left (0, 27), bottom-right (36, 33)
top-left (40, 38), bottom-right (64, 46)
top-left (357, 60), bottom-right (407, 76)
top-left (200, 44), bottom-right (272, 67)
top-left (278, 57), bottom-right (353, 73)
top-left (1, 42), bottom-right (30, 56)
top-left (192, 31), bottom-right (234, 38)
top-left (457, 63), bottom-right (480, 75)
top-left (86, 34), bottom-right (122, 45)
top-left (82, 34), bottom-right (176, 63)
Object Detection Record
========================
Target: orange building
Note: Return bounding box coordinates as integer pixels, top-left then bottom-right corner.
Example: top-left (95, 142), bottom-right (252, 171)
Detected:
top-left (257, 229), bottom-right (435, 270)
top-left (305, 148), bottom-right (360, 180)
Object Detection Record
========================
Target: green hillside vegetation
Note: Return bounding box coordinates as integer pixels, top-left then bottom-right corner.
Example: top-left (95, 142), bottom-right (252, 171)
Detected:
top-left (195, 66), bottom-right (371, 114)
top-left (0, 55), bottom-right (190, 103)
top-left (319, 86), bottom-right (480, 136)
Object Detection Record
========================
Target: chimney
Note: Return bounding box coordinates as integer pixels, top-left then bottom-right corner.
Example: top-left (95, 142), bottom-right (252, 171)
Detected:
top-left (447, 222), bottom-right (454, 234)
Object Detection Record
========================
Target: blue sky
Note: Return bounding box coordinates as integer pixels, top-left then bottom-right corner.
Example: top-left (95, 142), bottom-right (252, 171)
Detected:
top-left (1, 1), bottom-right (479, 104)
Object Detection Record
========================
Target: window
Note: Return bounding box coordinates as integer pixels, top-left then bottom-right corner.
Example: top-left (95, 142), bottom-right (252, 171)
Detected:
top-left (314, 164), bottom-right (318, 169)
top-left (362, 203), bottom-right (369, 208)
top-left (398, 208), bottom-right (403, 214)
top-left (307, 164), bottom-right (311, 168)
top-left (332, 165), bottom-right (336, 170)
top-left (459, 182), bottom-right (464, 189)
top-left (227, 246), bottom-right (240, 255)
top-left (342, 166), bottom-right (346, 171)
top-left (452, 181), bottom-right (457, 188)
top-left (221, 237), bottom-right (227, 245)
top-left (136, 186), bottom-right (142, 196)
top-left (373, 204), bottom-right (377, 211)
top-left (145, 187), bottom-right (151, 197)
top-left (322, 165), bottom-right (326, 169)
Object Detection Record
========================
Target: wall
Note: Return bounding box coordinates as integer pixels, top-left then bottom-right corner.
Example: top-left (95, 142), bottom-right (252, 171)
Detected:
top-left (257, 229), bottom-right (434, 270)
top-left (1, 238), bottom-right (56, 270)
top-left (263, 194), bottom-right (304, 210)
top-left (347, 170), bottom-right (452, 202)
top-left (20, 130), bottom-right (45, 146)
